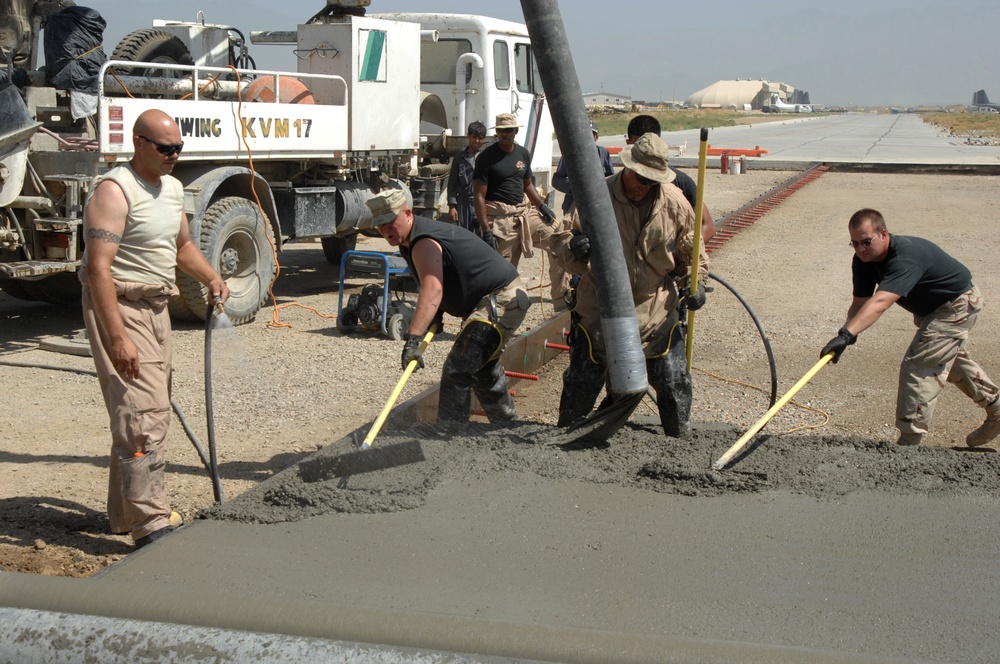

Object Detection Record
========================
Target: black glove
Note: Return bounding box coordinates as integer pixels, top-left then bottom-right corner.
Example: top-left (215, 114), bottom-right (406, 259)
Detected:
top-left (820, 326), bottom-right (857, 364)
top-left (481, 231), bottom-right (499, 250)
top-left (686, 283), bottom-right (706, 311)
top-left (538, 204), bottom-right (556, 225)
top-left (569, 230), bottom-right (591, 262)
top-left (401, 334), bottom-right (425, 371)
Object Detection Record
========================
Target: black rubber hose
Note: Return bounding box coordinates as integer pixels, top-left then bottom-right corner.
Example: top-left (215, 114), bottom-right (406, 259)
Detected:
top-left (520, 0), bottom-right (646, 400)
top-left (708, 272), bottom-right (778, 409)
top-left (0, 357), bottom-right (213, 471)
top-left (205, 305), bottom-right (224, 504)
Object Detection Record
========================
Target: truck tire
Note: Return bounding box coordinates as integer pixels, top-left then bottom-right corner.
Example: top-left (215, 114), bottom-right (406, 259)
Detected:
top-left (110, 29), bottom-right (195, 81)
top-left (176, 197), bottom-right (276, 325)
top-left (167, 291), bottom-right (201, 322)
top-left (19, 273), bottom-right (82, 305)
top-left (322, 235), bottom-right (357, 268)
top-left (0, 278), bottom-right (37, 302)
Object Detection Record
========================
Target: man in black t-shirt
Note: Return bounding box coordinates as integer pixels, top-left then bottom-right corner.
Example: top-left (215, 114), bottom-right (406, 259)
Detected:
top-left (821, 208), bottom-right (1000, 447)
top-left (473, 113), bottom-right (567, 303)
top-left (367, 189), bottom-right (531, 425)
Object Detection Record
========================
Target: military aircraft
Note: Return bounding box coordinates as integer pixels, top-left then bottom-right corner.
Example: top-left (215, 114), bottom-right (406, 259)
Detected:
top-left (761, 93), bottom-right (812, 114)
top-left (971, 90), bottom-right (1000, 111)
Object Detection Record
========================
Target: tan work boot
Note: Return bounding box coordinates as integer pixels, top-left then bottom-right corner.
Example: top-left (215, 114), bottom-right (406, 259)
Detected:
top-left (896, 433), bottom-right (923, 446)
top-left (168, 511), bottom-right (183, 528)
top-left (966, 397), bottom-right (1000, 447)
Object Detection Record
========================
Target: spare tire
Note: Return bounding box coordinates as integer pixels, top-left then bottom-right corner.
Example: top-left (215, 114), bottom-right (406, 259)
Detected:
top-left (110, 28), bottom-right (194, 82)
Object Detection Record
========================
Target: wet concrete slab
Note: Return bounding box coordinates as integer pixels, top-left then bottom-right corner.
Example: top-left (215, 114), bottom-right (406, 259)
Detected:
top-left (12, 422), bottom-right (995, 663)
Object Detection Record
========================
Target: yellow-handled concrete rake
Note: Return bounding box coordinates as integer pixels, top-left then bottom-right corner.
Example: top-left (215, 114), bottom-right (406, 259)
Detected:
top-left (325, 327), bottom-right (436, 477)
top-left (712, 353), bottom-right (834, 470)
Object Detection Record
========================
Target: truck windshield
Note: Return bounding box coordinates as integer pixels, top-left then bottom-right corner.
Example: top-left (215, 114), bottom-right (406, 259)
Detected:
top-left (420, 39), bottom-right (473, 84)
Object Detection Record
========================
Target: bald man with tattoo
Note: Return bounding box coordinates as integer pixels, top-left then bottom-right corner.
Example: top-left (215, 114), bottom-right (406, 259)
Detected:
top-left (81, 109), bottom-right (229, 548)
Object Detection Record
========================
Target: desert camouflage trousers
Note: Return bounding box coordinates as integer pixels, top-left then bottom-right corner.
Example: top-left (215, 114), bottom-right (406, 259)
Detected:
top-left (82, 276), bottom-right (176, 540)
top-left (486, 198), bottom-right (570, 303)
top-left (896, 285), bottom-right (999, 436)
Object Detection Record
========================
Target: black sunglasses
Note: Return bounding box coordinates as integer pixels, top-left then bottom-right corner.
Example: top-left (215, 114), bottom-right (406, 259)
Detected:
top-left (634, 171), bottom-right (658, 187)
top-left (138, 135), bottom-right (184, 156)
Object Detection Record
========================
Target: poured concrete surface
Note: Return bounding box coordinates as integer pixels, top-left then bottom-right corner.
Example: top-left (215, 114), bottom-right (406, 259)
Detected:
top-left (6, 422), bottom-right (991, 662)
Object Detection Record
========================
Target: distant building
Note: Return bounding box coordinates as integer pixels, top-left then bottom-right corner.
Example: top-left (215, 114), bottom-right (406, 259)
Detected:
top-left (685, 79), bottom-right (809, 110)
top-left (583, 92), bottom-right (632, 107)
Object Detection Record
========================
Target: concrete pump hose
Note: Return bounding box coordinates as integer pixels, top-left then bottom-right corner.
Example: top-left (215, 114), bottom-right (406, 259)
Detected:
top-left (521, 0), bottom-right (646, 401)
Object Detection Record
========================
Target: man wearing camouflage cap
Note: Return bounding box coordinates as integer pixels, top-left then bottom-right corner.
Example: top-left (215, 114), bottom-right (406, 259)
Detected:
top-left (367, 188), bottom-right (531, 424)
top-left (552, 133), bottom-right (709, 438)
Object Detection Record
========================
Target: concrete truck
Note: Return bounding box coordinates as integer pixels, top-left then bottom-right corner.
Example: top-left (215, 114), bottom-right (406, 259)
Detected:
top-left (0, 0), bottom-right (553, 323)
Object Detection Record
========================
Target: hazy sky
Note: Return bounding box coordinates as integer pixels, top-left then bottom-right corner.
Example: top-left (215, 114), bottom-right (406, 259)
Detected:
top-left (78, 0), bottom-right (1000, 107)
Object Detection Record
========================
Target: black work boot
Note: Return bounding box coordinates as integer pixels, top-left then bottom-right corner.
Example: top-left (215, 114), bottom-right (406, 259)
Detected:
top-left (476, 358), bottom-right (518, 421)
top-left (647, 330), bottom-right (692, 438)
top-left (438, 322), bottom-right (501, 423)
top-left (557, 323), bottom-right (606, 427)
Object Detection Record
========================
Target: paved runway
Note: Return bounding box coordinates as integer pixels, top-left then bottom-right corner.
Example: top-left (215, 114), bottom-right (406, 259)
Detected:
top-left (594, 112), bottom-right (1000, 168)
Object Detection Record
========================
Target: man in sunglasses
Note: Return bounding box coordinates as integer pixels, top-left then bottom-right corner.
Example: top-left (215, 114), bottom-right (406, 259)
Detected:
top-left (81, 109), bottom-right (230, 548)
top-left (473, 112), bottom-right (565, 304)
top-left (626, 114), bottom-right (716, 244)
top-left (821, 208), bottom-right (1000, 448)
top-left (552, 132), bottom-right (709, 439)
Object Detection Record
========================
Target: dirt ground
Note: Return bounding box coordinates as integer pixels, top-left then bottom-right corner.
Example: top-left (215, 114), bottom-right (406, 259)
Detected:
top-left (2, 169), bottom-right (999, 580)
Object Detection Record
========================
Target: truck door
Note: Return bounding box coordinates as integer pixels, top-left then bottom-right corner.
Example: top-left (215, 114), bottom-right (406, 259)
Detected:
top-left (488, 36), bottom-right (553, 189)
top-left (512, 40), bottom-right (550, 178)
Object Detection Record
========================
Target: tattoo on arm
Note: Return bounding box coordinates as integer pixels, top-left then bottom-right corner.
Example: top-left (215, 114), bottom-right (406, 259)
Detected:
top-left (85, 228), bottom-right (121, 244)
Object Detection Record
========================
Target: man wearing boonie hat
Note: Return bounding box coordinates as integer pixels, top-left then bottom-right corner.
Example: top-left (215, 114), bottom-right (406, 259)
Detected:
top-left (473, 113), bottom-right (567, 305)
top-left (551, 132), bottom-right (710, 439)
top-left (367, 188), bottom-right (531, 425)
top-left (626, 114), bottom-right (716, 244)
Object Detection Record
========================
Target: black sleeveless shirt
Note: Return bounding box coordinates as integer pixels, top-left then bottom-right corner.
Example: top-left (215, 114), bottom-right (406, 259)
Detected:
top-left (401, 216), bottom-right (518, 318)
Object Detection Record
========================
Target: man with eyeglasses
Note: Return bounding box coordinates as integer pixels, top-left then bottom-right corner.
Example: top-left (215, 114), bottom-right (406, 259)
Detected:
top-left (81, 109), bottom-right (230, 548)
top-left (473, 112), bottom-right (564, 303)
top-left (821, 208), bottom-right (1000, 447)
top-left (551, 132), bottom-right (709, 438)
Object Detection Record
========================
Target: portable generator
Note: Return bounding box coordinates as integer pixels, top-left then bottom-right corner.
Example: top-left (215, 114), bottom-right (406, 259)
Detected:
top-left (337, 250), bottom-right (417, 340)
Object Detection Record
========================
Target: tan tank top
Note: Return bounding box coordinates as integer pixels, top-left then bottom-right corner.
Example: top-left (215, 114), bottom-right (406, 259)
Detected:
top-left (84, 163), bottom-right (184, 287)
